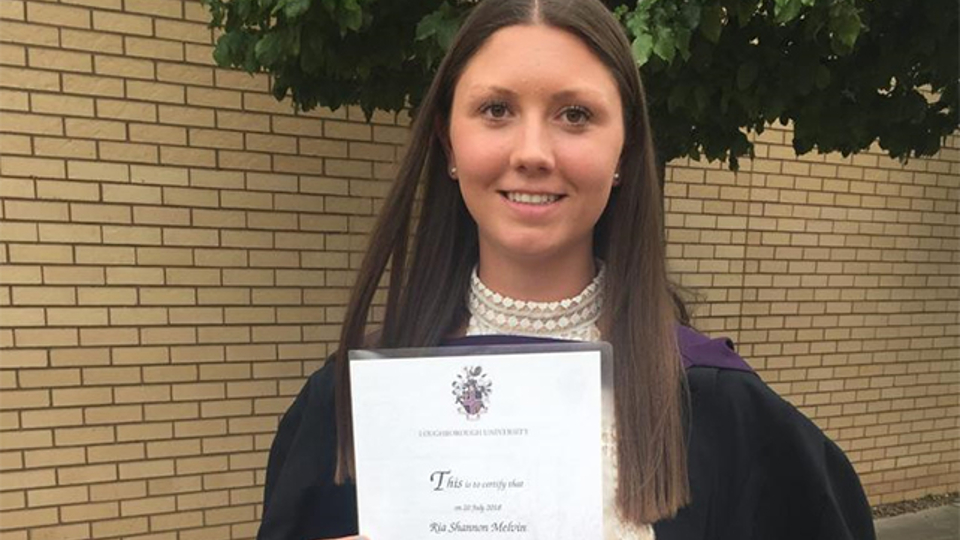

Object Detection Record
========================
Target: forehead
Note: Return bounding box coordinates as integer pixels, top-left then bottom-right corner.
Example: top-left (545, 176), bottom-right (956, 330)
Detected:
top-left (454, 24), bottom-right (621, 103)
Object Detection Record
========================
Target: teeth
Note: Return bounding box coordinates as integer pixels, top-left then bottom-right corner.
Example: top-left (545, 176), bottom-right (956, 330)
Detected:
top-left (505, 192), bottom-right (560, 205)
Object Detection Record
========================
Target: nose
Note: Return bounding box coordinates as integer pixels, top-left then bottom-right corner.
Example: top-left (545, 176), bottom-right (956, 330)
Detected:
top-left (509, 116), bottom-right (554, 176)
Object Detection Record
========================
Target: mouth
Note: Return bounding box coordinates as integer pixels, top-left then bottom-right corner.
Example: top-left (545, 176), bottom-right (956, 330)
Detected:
top-left (500, 191), bottom-right (565, 205)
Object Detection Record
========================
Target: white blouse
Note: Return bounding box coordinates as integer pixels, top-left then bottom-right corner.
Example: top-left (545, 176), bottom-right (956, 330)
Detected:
top-left (465, 264), bottom-right (654, 540)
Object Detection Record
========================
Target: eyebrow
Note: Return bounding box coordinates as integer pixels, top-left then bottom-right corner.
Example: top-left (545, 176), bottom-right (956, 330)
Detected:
top-left (466, 85), bottom-right (607, 103)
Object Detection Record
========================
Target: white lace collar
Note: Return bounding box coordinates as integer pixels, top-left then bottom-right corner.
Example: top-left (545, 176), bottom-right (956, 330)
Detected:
top-left (465, 262), bottom-right (605, 342)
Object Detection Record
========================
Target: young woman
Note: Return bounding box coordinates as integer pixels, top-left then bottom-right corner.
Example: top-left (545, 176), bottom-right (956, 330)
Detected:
top-left (257, 1), bottom-right (876, 539)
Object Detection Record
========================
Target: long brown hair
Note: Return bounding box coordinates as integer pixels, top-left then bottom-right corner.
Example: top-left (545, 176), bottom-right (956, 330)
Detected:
top-left (333, 0), bottom-right (689, 524)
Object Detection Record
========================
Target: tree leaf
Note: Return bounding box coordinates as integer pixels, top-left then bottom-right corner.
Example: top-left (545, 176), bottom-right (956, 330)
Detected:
top-left (815, 64), bottom-right (831, 89)
top-left (652, 27), bottom-right (676, 64)
top-left (736, 61), bottom-right (758, 90)
top-left (631, 32), bottom-right (654, 66)
top-left (774, 0), bottom-right (802, 24)
top-left (699, 3), bottom-right (723, 43)
top-left (830, 9), bottom-right (862, 54)
top-left (274, 0), bottom-right (311, 19)
top-left (255, 31), bottom-right (287, 67)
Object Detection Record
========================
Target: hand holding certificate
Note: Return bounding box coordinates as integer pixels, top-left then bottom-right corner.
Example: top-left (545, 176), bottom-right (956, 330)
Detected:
top-left (349, 342), bottom-right (613, 540)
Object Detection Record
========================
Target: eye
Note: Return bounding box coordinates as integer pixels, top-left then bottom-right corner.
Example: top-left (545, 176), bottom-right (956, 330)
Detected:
top-left (479, 100), bottom-right (511, 120)
top-left (560, 105), bottom-right (592, 126)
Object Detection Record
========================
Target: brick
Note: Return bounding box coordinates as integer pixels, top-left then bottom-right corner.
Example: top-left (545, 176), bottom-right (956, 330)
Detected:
top-left (109, 383), bottom-right (168, 405)
top-left (0, 133), bottom-right (31, 154)
top-left (324, 120), bottom-right (371, 141)
top-left (127, 80), bottom-right (185, 104)
top-left (123, 0), bottom-right (180, 17)
top-left (62, 73), bottom-right (124, 97)
top-left (157, 62), bottom-right (212, 86)
top-left (92, 10), bottom-right (152, 35)
top-left (21, 408), bottom-right (84, 428)
top-left (132, 206), bottom-right (190, 227)
top-left (65, 118), bottom-right (126, 141)
top-left (24, 447), bottom-right (86, 468)
top-left (274, 154), bottom-right (323, 175)
top-left (5, 199), bottom-right (69, 221)
top-left (61, 28), bottom-right (124, 54)
top-left (28, 485), bottom-right (89, 508)
top-left (0, 306), bottom-right (44, 327)
top-left (0, 156), bottom-right (66, 180)
top-left (38, 223), bottom-right (102, 243)
top-left (217, 150), bottom-right (271, 171)
top-left (15, 327), bottom-right (79, 347)
top-left (144, 403), bottom-right (198, 423)
top-left (98, 99), bottom-right (157, 122)
top-left (0, 507), bottom-right (58, 530)
top-left (72, 204), bottom-right (133, 225)
top-left (79, 327), bottom-right (139, 346)
top-left (32, 93), bottom-right (95, 117)
top-left (103, 184), bottom-right (161, 204)
top-left (160, 145), bottom-right (215, 167)
top-left (26, 2), bottom-right (90, 28)
top-left (189, 128), bottom-right (244, 149)
top-left (0, 112), bottom-right (64, 136)
top-left (216, 70), bottom-right (269, 91)
top-left (29, 48), bottom-right (92, 73)
top-left (159, 104), bottom-right (215, 127)
top-left (246, 132), bottom-right (297, 154)
top-left (130, 123), bottom-right (187, 146)
top-left (187, 86), bottom-right (240, 109)
top-left (76, 287), bottom-right (137, 306)
top-left (155, 19), bottom-right (210, 44)
top-left (0, 0), bottom-right (24, 21)
top-left (131, 165), bottom-right (189, 186)
top-left (242, 92), bottom-right (291, 114)
top-left (0, 66), bottom-right (60, 91)
top-left (162, 227), bottom-right (218, 246)
top-left (19, 368), bottom-right (81, 388)
top-left (99, 141), bottom-right (160, 164)
top-left (0, 42), bottom-right (26, 66)
top-left (30, 523), bottom-right (90, 540)
top-left (34, 137), bottom-right (98, 160)
top-left (0, 88), bottom-right (28, 111)
top-left (373, 125), bottom-right (408, 145)
top-left (43, 265), bottom-right (106, 285)
top-left (217, 110), bottom-right (269, 132)
top-left (166, 268), bottom-right (219, 286)
top-left (125, 36), bottom-right (184, 61)
top-left (52, 387), bottom-right (112, 407)
top-left (94, 55), bottom-right (154, 80)
top-left (88, 480), bottom-right (148, 503)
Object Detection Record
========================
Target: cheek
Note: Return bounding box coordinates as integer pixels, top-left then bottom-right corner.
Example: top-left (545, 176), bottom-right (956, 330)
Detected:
top-left (556, 139), bottom-right (620, 192)
top-left (451, 127), bottom-right (510, 183)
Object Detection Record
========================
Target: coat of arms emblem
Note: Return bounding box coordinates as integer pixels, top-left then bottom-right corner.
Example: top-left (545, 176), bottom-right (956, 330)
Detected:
top-left (452, 366), bottom-right (492, 420)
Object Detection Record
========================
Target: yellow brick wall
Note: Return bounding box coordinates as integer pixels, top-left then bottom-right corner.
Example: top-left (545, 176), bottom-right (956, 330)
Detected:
top-left (0, 0), bottom-right (956, 537)
top-left (666, 131), bottom-right (960, 504)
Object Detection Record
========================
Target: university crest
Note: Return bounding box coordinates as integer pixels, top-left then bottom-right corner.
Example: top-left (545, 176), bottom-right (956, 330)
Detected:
top-left (452, 366), bottom-right (492, 420)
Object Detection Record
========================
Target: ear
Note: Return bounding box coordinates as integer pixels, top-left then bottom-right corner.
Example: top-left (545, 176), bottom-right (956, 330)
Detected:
top-left (434, 116), bottom-right (457, 179)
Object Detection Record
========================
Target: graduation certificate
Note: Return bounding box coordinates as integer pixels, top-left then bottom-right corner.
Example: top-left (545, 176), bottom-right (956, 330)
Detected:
top-left (349, 342), bottom-right (613, 540)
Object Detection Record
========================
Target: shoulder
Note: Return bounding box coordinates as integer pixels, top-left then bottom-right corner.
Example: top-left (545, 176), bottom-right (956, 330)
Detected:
top-left (282, 357), bottom-right (337, 422)
top-left (676, 345), bottom-right (875, 539)
top-left (676, 325), bottom-right (753, 372)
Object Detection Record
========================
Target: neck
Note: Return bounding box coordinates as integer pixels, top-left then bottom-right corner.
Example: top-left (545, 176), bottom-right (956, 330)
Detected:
top-left (477, 248), bottom-right (597, 302)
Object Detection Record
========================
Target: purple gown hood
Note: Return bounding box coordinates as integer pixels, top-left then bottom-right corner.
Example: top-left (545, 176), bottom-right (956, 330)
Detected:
top-left (441, 325), bottom-right (753, 372)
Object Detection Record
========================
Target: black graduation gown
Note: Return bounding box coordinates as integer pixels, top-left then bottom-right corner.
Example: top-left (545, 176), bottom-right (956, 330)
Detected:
top-left (257, 329), bottom-right (876, 540)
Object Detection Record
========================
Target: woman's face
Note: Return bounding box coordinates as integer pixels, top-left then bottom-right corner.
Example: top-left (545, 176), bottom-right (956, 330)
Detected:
top-left (447, 24), bottom-right (625, 269)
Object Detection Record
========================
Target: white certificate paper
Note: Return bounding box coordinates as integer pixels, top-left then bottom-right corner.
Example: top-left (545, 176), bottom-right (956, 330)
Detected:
top-left (350, 342), bottom-right (613, 540)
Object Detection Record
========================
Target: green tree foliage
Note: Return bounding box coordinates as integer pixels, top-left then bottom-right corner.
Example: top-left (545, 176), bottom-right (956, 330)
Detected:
top-left (201, 0), bottom-right (958, 169)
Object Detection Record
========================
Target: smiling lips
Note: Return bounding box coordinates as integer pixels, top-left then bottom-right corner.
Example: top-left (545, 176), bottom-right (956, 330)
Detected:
top-left (501, 191), bottom-right (564, 205)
